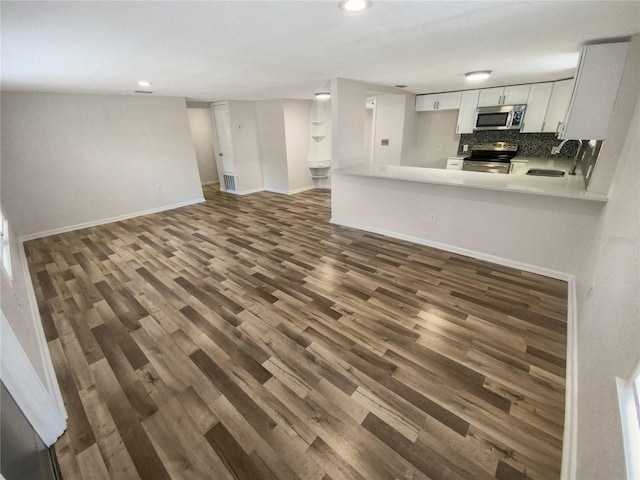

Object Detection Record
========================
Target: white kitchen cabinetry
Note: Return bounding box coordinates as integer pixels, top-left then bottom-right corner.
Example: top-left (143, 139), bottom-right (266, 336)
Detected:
top-left (456, 90), bottom-right (480, 134)
top-left (542, 79), bottom-right (574, 135)
top-left (446, 157), bottom-right (464, 170)
top-left (415, 91), bottom-right (462, 111)
top-left (478, 84), bottom-right (531, 107)
top-left (560, 41), bottom-right (630, 140)
top-left (520, 83), bottom-right (553, 133)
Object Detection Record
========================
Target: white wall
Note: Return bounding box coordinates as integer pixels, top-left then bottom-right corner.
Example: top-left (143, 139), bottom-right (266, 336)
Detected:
top-left (405, 110), bottom-right (461, 168)
top-left (283, 99), bottom-right (313, 192)
top-left (1, 92), bottom-right (204, 238)
top-left (331, 78), bottom-right (415, 169)
top-left (228, 100), bottom-right (264, 193)
top-left (331, 78), bottom-right (368, 168)
top-left (187, 107), bottom-right (219, 185)
top-left (574, 91), bottom-right (640, 480)
top-left (256, 100), bottom-right (289, 192)
top-left (372, 94), bottom-right (406, 166)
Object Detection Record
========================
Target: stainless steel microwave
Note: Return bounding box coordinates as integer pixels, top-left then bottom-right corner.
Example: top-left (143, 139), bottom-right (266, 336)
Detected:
top-left (474, 104), bottom-right (526, 131)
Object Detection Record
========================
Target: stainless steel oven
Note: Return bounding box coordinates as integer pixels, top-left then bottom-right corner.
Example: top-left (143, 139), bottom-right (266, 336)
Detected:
top-left (462, 142), bottom-right (519, 174)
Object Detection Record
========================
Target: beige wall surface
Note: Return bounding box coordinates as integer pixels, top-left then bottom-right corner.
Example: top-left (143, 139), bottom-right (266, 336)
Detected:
top-left (407, 109), bottom-right (461, 168)
top-left (283, 99), bottom-right (313, 192)
top-left (256, 99), bottom-right (289, 192)
top-left (1, 92), bottom-right (203, 237)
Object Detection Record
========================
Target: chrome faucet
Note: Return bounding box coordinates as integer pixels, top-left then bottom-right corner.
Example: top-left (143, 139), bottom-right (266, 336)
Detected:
top-left (554, 139), bottom-right (583, 175)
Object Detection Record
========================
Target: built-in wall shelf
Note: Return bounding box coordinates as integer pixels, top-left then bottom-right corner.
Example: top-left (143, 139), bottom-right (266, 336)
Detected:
top-left (308, 98), bottom-right (331, 188)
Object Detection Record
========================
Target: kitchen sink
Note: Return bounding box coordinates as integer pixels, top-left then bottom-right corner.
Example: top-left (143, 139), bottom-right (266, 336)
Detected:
top-left (526, 169), bottom-right (565, 177)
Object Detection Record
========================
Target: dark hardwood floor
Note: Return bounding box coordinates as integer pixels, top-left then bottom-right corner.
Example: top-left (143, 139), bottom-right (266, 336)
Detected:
top-left (26, 184), bottom-right (567, 480)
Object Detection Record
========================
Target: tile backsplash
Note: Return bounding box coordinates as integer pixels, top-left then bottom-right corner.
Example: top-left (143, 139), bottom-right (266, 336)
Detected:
top-left (457, 131), bottom-right (580, 158)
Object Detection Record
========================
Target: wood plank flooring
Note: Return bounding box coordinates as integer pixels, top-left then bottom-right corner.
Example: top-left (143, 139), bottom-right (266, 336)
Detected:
top-left (26, 184), bottom-right (567, 480)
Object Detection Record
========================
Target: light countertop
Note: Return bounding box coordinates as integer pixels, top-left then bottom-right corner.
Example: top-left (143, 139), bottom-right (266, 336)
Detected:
top-left (333, 158), bottom-right (607, 202)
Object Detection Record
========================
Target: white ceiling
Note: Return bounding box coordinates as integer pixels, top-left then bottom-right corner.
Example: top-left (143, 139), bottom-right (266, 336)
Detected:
top-left (2, 1), bottom-right (639, 102)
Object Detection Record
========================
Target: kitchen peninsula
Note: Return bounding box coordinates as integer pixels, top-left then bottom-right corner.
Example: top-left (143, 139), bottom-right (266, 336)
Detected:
top-left (328, 76), bottom-right (622, 277)
top-left (334, 158), bottom-right (606, 202)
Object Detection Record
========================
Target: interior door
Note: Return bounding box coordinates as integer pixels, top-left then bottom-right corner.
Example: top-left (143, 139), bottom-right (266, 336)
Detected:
top-left (212, 104), bottom-right (236, 174)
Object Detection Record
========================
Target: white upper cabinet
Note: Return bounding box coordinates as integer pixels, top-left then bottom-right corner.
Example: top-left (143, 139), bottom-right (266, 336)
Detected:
top-left (560, 41), bottom-right (630, 140)
top-left (520, 83), bottom-right (553, 133)
top-left (542, 79), bottom-right (574, 135)
top-left (415, 91), bottom-right (462, 111)
top-left (477, 85), bottom-right (531, 107)
top-left (503, 85), bottom-right (531, 105)
top-left (436, 91), bottom-right (463, 110)
top-left (456, 90), bottom-right (480, 134)
top-left (477, 87), bottom-right (504, 107)
top-left (415, 94), bottom-right (438, 111)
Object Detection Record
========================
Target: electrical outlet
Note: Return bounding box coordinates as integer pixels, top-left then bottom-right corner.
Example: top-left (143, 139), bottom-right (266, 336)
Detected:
top-left (463, 144), bottom-right (469, 152)
top-left (551, 146), bottom-right (558, 155)
top-left (428, 213), bottom-right (437, 224)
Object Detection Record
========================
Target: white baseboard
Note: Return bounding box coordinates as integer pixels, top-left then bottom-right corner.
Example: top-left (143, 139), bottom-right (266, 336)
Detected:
top-left (201, 180), bottom-right (219, 186)
top-left (561, 277), bottom-right (578, 480)
top-left (330, 217), bottom-right (578, 479)
top-left (264, 185), bottom-right (315, 195)
top-left (19, 197), bottom-right (205, 242)
top-left (235, 187), bottom-right (265, 196)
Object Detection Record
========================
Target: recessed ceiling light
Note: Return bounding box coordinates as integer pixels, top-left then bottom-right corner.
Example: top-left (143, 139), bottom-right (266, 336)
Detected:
top-left (465, 70), bottom-right (492, 81)
top-left (137, 80), bottom-right (152, 87)
top-left (339, 0), bottom-right (370, 12)
top-left (315, 92), bottom-right (331, 100)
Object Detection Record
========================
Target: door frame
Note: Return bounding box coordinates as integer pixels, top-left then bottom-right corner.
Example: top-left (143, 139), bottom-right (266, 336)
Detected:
top-left (1, 310), bottom-right (66, 446)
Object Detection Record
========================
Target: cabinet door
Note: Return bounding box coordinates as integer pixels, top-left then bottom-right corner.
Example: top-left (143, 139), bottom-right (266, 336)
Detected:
top-left (503, 84), bottom-right (531, 105)
top-left (446, 157), bottom-right (464, 170)
top-left (521, 83), bottom-right (553, 133)
top-left (436, 91), bottom-right (462, 110)
top-left (415, 94), bottom-right (438, 112)
top-left (456, 90), bottom-right (480, 134)
top-left (477, 87), bottom-right (504, 107)
top-left (542, 79), bottom-right (574, 134)
top-left (562, 42), bottom-right (629, 140)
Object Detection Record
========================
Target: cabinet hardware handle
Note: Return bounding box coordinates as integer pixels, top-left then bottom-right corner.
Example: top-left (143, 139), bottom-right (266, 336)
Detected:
top-left (219, 153), bottom-right (223, 156)
top-left (542, 121), bottom-right (546, 131)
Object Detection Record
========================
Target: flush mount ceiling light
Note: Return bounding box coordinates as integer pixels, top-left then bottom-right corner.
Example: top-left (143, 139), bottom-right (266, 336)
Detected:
top-left (137, 80), bottom-right (152, 87)
top-left (338, 0), bottom-right (370, 12)
top-left (315, 92), bottom-right (331, 100)
top-left (465, 70), bottom-right (492, 81)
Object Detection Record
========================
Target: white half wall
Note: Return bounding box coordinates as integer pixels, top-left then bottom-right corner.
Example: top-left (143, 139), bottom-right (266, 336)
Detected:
top-left (1, 92), bottom-right (204, 238)
top-left (187, 106), bottom-right (219, 185)
top-left (331, 173), bottom-right (603, 276)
